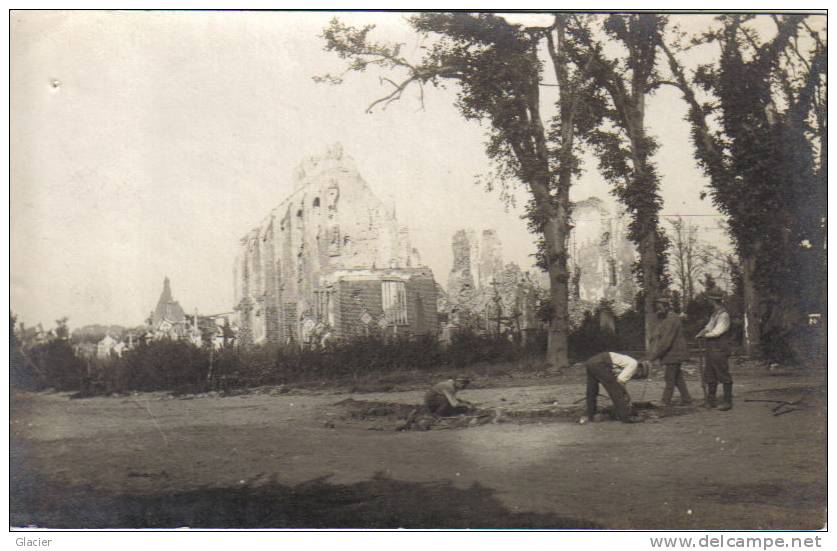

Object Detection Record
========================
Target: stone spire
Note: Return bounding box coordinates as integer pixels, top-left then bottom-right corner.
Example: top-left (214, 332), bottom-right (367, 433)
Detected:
top-left (152, 276), bottom-right (185, 325)
top-left (160, 276), bottom-right (173, 303)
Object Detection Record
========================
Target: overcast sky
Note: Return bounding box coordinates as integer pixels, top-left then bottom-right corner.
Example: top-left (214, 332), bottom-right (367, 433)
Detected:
top-left (11, 11), bottom-right (761, 329)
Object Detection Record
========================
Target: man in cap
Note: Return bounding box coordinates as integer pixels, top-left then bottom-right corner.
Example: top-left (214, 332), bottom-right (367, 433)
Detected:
top-left (583, 351), bottom-right (645, 423)
top-left (696, 288), bottom-right (733, 410)
top-left (424, 376), bottom-right (474, 416)
top-left (647, 295), bottom-right (693, 406)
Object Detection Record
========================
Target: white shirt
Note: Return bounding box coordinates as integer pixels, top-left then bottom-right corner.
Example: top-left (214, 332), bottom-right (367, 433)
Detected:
top-left (700, 310), bottom-right (730, 339)
top-left (610, 352), bottom-right (639, 384)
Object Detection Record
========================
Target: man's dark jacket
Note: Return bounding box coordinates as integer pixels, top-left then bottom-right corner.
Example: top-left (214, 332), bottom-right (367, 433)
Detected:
top-left (648, 312), bottom-right (690, 364)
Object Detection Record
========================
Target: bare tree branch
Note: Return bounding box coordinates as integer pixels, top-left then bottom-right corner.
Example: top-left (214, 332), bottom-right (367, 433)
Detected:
top-left (649, 79), bottom-right (681, 89)
top-left (365, 75), bottom-right (420, 113)
top-left (788, 35), bottom-right (812, 73)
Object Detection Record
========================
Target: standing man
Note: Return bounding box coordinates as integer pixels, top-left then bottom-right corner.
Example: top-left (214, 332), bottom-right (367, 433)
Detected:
top-left (647, 296), bottom-right (692, 406)
top-left (583, 352), bottom-right (644, 423)
top-left (696, 288), bottom-right (733, 410)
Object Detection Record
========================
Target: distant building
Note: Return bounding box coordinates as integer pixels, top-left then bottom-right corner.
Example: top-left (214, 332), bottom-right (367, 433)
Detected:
top-left (568, 197), bottom-right (637, 312)
top-left (112, 341), bottom-right (127, 357)
top-left (445, 228), bottom-right (545, 337)
top-left (96, 334), bottom-right (118, 358)
top-left (182, 311), bottom-right (236, 349)
top-left (206, 319), bottom-right (236, 349)
top-left (234, 144), bottom-right (438, 345)
top-left (147, 277), bottom-right (191, 340)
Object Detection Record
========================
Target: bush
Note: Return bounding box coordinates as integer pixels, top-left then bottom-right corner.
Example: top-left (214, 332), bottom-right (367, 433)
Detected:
top-left (29, 322), bottom-right (654, 395)
top-left (84, 332), bottom-right (549, 393)
top-left (614, 309), bottom-right (645, 351)
top-left (205, 333), bottom-right (509, 389)
top-left (566, 307), bottom-right (645, 362)
top-left (102, 340), bottom-right (210, 393)
top-left (27, 340), bottom-right (86, 391)
top-left (10, 324), bottom-right (36, 390)
top-left (446, 331), bottom-right (523, 367)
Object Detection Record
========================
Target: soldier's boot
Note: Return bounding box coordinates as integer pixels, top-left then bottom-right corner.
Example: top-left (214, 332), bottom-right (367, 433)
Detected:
top-left (702, 383), bottom-right (717, 408)
top-left (718, 383), bottom-right (733, 411)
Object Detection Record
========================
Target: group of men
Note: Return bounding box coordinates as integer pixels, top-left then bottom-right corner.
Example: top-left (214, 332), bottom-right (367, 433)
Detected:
top-left (425, 289), bottom-right (734, 424)
top-left (584, 288), bottom-right (733, 423)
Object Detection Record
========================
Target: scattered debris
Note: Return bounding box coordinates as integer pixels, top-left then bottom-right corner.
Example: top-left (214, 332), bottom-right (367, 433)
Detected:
top-left (743, 394), bottom-right (810, 416)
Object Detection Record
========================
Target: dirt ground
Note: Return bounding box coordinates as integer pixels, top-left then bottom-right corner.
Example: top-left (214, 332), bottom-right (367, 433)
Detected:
top-left (10, 361), bottom-right (826, 529)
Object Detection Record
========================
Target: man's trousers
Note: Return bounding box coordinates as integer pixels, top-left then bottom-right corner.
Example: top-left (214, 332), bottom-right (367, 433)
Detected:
top-left (704, 339), bottom-right (733, 385)
top-left (662, 362), bottom-right (693, 404)
top-left (586, 362), bottom-right (633, 422)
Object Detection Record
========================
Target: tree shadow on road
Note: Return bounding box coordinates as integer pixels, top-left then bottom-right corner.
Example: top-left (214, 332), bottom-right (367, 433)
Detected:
top-left (11, 469), bottom-right (601, 529)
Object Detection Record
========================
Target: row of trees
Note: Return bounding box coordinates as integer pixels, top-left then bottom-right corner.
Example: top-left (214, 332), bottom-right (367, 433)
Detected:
top-left (12, 309), bottom-right (647, 394)
top-left (662, 15), bottom-right (826, 359)
top-left (10, 313), bottom-right (86, 391)
top-left (320, 13), bottom-right (826, 367)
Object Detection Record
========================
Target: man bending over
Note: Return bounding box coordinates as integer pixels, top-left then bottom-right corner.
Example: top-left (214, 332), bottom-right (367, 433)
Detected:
top-left (584, 352), bottom-right (645, 423)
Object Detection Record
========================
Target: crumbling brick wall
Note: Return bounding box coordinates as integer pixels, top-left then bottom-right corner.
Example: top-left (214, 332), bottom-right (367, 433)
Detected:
top-left (338, 280), bottom-right (383, 338)
top-left (336, 271), bottom-right (438, 339)
top-left (445, 228), bottom-right (545, 335)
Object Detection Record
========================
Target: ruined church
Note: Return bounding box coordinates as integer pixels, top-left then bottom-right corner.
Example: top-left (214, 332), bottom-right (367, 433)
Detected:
top-left (445, 229), bottom-right (544, 338)
top-left (234, 144), bottom-right (438, 345)
top-left (568, 197), bottom-right (637, 312)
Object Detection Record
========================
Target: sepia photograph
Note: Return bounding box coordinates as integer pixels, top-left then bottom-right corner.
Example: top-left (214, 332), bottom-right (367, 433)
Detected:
top-left (8, 7), bottom-right (828, 535)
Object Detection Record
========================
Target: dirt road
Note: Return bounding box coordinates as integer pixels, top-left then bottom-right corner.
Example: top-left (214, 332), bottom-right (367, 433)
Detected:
top-left (10, 365), bottom-right (826, 529)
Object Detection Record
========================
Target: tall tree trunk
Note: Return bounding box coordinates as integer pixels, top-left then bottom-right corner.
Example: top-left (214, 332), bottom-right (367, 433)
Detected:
top-left (543, 205), bottom-right (571, 370)
top-left (629, 109), bottom-right (663, 351)
top-left (640, 230), bottom-right (660, 350)
top-left (539, 21), bottom-right (579, 370)
top-left (740, 251), bottom-right (761, 356)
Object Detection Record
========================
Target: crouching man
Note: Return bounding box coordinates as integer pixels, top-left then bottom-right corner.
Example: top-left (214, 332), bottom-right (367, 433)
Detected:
top-left (584, 352), bottom-right (646, 423)
top-left (424, 376), bottom-right (473, 416)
